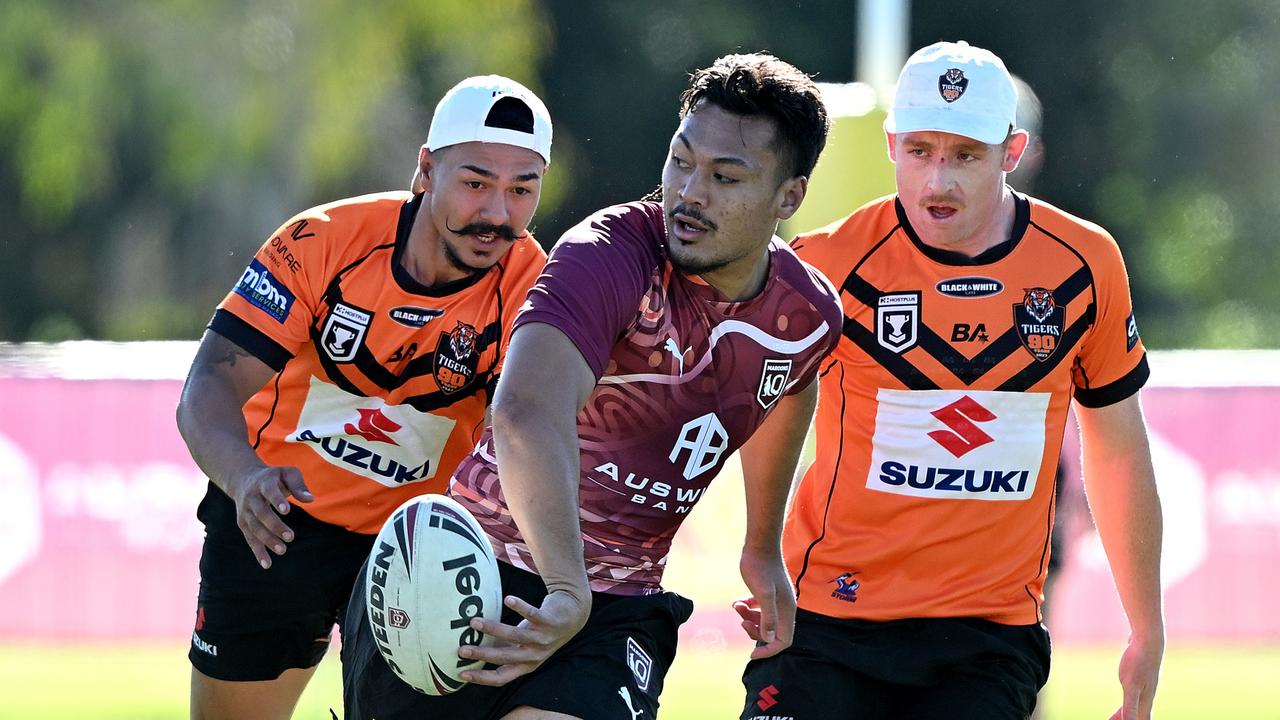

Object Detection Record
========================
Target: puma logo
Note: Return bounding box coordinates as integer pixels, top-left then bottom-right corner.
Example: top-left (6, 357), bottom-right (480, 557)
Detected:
top-left (618, 686), bottom-right (644, 719)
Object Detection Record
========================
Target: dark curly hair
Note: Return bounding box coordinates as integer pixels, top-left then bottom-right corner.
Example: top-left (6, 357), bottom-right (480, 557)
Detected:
top-left (680, 52), bottom-right (830, 180)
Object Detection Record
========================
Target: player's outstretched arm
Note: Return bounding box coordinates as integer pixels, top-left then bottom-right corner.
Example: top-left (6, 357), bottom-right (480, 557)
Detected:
top-left (460, 321), bottom-right (595, 686)
top-left (1077, 392), bottom-right (1165, 720)
top-left (176, 329), bottom-right (311, 569)
top-left (732, 379), bottom-right (817, 659)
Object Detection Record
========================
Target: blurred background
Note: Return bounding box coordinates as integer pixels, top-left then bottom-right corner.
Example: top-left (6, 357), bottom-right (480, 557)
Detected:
top-left (2, 0), bottom-right (1279, 346)
top-left (1, 1), bottom-right (1278, 718)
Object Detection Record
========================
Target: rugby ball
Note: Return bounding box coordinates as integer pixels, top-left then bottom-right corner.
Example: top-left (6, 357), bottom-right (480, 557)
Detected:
top-left (364, 494), bottom-right (503, 695)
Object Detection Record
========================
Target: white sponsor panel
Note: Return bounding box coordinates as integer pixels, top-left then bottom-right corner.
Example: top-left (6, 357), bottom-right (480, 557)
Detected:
top-left (0, 433), bottom-right (41, 584)
top-left (287, 376), bottom-right (455, 487)
top-left (866, 388), bottom-right (1050, 501)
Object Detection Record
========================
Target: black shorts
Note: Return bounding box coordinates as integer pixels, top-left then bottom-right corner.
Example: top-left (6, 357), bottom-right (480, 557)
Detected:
top-left (343, 560), bottom-right (694, 720)
top-left (740, 610), bottom-right (1051, 720)
top-left (189, 483), bottom-right (376, 681)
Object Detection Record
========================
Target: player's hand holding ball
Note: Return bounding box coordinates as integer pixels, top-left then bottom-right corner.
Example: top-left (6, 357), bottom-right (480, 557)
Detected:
top-left (458, 583), bottom-right (591, 687)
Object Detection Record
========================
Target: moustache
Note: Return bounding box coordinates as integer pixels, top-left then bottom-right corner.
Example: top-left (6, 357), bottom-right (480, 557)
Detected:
top-left (446, 221), bottom-right (521, 242)
top-left (669, 204), bottom-right (719, 232)
top-left (920, 195), bottom-right (963, 208)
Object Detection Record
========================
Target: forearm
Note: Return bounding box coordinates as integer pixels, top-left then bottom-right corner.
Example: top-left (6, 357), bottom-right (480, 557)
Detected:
top-left (491, 395), bottom-right (589, 601)
top-left (740, 382), bottom-right (816, 554)
top-left (1079, 401), bottom-right (1165, 640)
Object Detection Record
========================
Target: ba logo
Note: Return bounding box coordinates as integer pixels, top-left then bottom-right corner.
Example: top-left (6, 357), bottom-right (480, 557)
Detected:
top-left (950, 323), bottom-right (989, 343)
top-left (669, 412), bottom-right (729, 480)
top-left (877, 292), bottom-right (920, 353)
top-left (321, 302), bottom-right (371, 363)
top-left (939, 67), bottom-right (968, 103)
top-left (344, 407), bottom-right (402, 445)
top-left (756, 359), bottom-right (792, 409)
top-left (928, 395), bottom-right (996, 458)
top-left (831, 572), bottom-right (860, 603)
top-left (625, 637), bottom-right (653, 691)
top-left (434, 321), bottom-right (480, 394)
top-left (1013, 288), bottom-right (1065, 361)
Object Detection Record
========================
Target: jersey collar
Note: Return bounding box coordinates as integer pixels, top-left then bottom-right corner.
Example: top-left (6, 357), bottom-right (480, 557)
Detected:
top-left (392, 193), bottom-right (497, 297)
top-left (894, 190), bottom-right (1030, 266)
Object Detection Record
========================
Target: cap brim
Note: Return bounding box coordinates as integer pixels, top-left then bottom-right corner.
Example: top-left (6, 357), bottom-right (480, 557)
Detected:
top-left (887, 107), bottom-right (1010, 145)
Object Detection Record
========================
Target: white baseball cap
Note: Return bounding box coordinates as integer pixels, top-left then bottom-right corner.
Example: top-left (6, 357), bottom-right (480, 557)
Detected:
top-left (885, 41), bottom-right (1017, 145)
top-left (426, 75), bottom-right (553, 164)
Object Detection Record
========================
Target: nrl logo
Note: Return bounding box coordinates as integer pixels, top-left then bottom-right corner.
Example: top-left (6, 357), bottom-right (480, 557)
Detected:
top-left (938, 67), bottom-right (968, 103)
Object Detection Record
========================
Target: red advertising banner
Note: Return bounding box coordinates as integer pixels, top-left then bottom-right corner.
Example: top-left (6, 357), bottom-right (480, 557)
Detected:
top-left (0, 345), bottom-right (1277, 644)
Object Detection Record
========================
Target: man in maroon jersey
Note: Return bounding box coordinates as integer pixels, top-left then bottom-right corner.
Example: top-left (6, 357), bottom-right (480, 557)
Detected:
top-left (343, 52), bottom-right (843, 719)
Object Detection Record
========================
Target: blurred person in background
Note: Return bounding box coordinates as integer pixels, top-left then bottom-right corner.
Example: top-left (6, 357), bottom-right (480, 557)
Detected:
top-left (1006, 73), bottom-right (1075, 720)
top-left (175, 75), bottom-right (552, 720)
top-left (342, 51), bottom-right (842, 720)
top-left (738, 41), bottom-right (1163, 720)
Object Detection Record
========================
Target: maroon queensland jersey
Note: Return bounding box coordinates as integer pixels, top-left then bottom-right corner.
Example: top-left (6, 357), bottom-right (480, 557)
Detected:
top-left (451, 201), bottom-right (842, 594)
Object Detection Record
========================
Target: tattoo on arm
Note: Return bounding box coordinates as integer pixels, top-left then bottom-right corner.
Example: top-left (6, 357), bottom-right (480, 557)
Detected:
top-left (211, 345), bottom-right (250, 367)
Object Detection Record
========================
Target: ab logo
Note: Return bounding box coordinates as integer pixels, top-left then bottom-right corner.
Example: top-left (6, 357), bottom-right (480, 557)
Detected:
top-left (669, 413), bottom-right (728, 480)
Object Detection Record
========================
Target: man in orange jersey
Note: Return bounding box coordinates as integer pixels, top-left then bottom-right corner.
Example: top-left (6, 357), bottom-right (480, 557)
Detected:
top-left (738, 41), bottom-right (1163, 720)
top-left (175, 75), bottom-right (551, 720)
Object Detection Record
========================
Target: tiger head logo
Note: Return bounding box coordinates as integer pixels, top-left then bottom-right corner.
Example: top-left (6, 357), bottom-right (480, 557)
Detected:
top-left (448, 322), bottom-right (477, 360)
top-left (938, 68), bottom-right (969, 103)
top-left (1022, 288), bottom-right (1056, 323)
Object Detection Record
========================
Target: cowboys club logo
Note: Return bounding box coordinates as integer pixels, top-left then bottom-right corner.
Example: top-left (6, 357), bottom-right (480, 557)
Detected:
top-left (939, 67), bottom-right (969, 103)
top-left (321, 302), bottom-right (371, 362)
top-left (1014, 287), bottom-right (1065, 362)
top-left (434, 321), bottom-right (480, 394)
top-left (876, 292), bottom-right (920, 353)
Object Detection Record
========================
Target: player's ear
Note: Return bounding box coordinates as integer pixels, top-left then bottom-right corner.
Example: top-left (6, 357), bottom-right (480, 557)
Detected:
top-left (885, 131), bottom-right (898, 164)
top-left (775, 175), bottom-right (808, 221)
top-left (414, 145), bottom-right (435, 194)
top-left (1002, 130), bottom-right (1030, 173)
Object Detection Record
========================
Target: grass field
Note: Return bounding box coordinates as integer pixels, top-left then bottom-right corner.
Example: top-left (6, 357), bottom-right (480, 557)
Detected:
top-left (1, 643), bottom-right (1277, 719)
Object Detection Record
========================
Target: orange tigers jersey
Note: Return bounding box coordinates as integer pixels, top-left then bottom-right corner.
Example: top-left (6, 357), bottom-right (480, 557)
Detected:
top-left (786, 193), bottom-right (1148, 625)
top-left (212, 191), bottom-right (545, 534)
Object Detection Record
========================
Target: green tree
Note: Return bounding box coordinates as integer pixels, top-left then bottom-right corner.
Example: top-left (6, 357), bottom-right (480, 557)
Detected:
top-left (0, 0), bottom-right (551, 340)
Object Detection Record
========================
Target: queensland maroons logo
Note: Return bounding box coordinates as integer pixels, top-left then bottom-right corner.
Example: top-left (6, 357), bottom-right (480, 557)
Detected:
top-left (1014, 287), bottom-right (1065, 361)
top-left (939, 68), bottom-right (968, 103)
